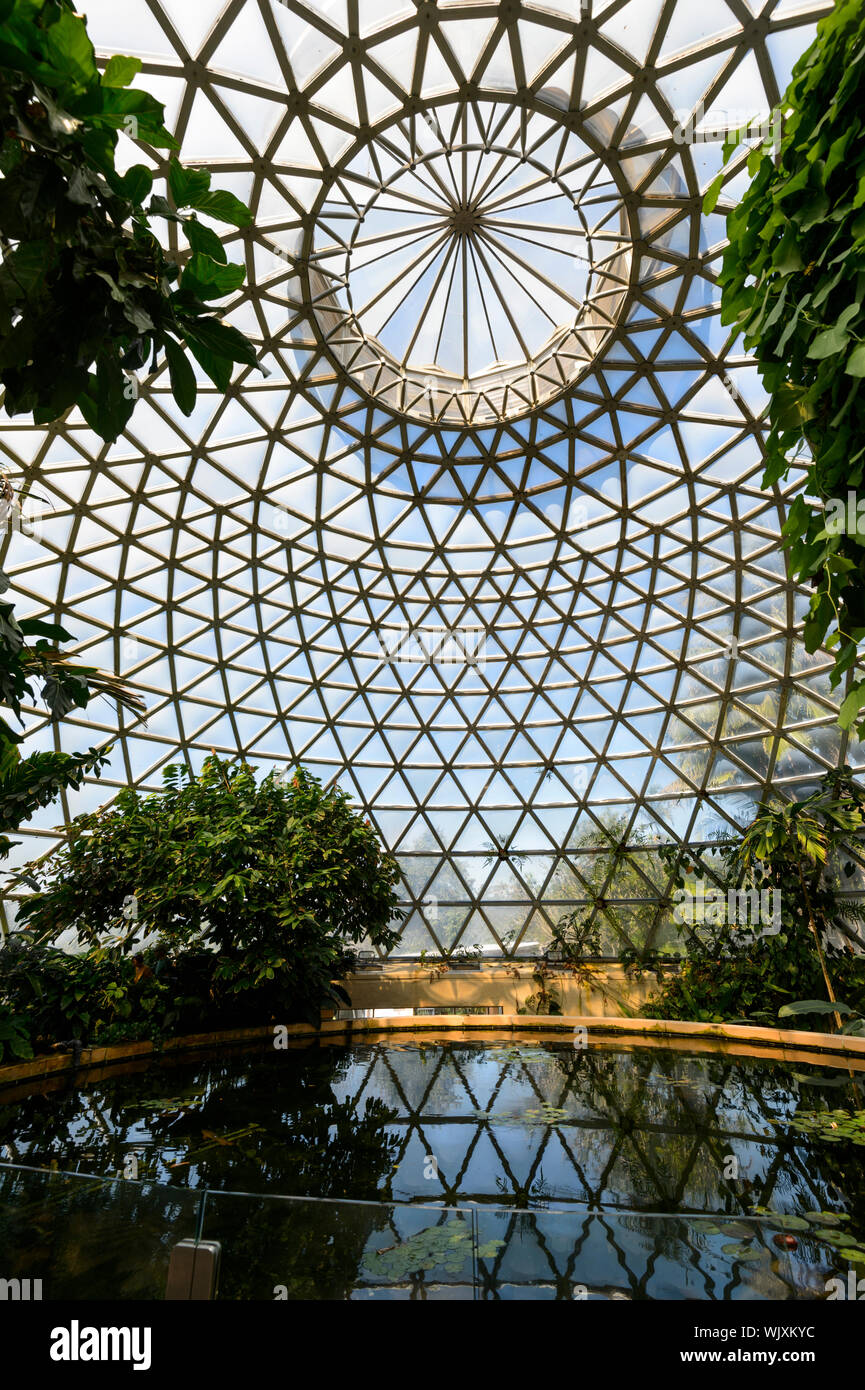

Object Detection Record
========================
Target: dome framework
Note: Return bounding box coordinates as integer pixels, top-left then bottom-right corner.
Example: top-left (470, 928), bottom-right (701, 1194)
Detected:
top-left (0, 0), bottom-right (857, 955)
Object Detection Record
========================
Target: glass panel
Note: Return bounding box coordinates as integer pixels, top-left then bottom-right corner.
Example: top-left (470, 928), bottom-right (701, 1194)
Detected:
top-left (1, 1161), bottom-right (860, 1301)
top-left (0, 1163), bottom-right (202, 1300)
top-left (199, 1191), bottom-right (478, 1300)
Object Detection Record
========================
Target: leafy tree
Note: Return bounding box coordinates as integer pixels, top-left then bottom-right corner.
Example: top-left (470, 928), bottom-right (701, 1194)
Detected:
top-left (709, 0), bottom-right (865, 734)
top-left (0, 0), bottom-right (258, 442)
top-left (17, 758), bottom-right (403, 1022)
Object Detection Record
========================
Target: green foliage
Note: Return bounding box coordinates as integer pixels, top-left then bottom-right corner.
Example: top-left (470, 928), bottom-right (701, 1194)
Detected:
top-left (702, 1208), bottom-right (865, 1264)
top-left (778, 998), bottom-right (854, 1019)
top-left (517, 960), bottom-right (563, 1015)
top-left (0, 936), bottom-right (213, 1045)
top-left (0, 997), bottom-right (33, 1060)
top-left (643, 941), bottom-right (865, 1028)
top-left (713, 0), bottom-right (865, 731)
top-left (645, 770), bottom-right (865, 1025)
top-left (735, 779), bottom-right (865, 868)
top-left (779, 996), bottom-right (865, 1036)
top-left (418, 942), bottom-right (483, 973)
top-left (16, 757), bottom-right (403, 1025)
top-left (0, 0), bottom-right (258, 442)
top-left (546, 908), bottom-right (602, 963)
top-left (0, 590), bottom-right (144, 857)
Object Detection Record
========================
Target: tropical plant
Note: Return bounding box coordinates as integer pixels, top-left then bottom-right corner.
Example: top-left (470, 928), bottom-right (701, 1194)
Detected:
top-left (645, 770), bottom-right (865, 1026)
top-left (546, 908), bottom-right (602, 963)
top-left (0, 589), bottom-right (144, 860)
top-left (0, 0), bottom-right (258, 442)
top-left (778, 996), bottom-right (865, 1038)
top-left (708, 0), bottom-right (865, 733)
top-left (517, 960), bottom-right (562, 1016)
top-left (419, 942), bottom-right (483, 974)
top-left (0, 933), bottom-right (216, 1046)
top-left (16, 757), bottom-right (403, 1022)
top-left (733, 772), bottom-right (865, 1026)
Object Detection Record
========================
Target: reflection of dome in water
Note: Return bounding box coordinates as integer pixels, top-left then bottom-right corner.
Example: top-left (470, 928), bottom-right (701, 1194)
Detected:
top-left (0, 0), bottom-right (852, 956)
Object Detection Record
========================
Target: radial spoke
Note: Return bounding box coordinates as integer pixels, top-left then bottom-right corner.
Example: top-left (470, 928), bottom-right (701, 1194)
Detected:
top-left (354, 228), bottom-right (452, 329)
top-left (467, 235), bottom-right (534, 360)
top-left (312, 80), bottom-right (638, 414)
top-left (404, 235), bottom-right (461, 366)
top-left (477, 227), bottom-right (586, 318)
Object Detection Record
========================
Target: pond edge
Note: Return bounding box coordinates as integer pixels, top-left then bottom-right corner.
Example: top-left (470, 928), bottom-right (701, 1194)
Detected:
top-left (2, 1014), bottom-right (865, 1090)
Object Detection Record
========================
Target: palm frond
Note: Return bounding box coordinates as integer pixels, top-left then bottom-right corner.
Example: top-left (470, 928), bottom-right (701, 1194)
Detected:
top-left (20, 649), bottom-right (146, 716)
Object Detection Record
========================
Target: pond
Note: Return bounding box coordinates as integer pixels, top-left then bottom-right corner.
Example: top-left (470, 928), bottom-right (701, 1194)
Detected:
top-left (1, 1039), bottom-right (863, 1300)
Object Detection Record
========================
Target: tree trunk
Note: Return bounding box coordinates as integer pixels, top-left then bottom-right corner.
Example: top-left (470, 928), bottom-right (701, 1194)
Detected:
top-left (796, 862), bottom-right (843, 1032)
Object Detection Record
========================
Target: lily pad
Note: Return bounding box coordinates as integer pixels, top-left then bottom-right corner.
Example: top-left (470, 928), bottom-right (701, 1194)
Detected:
top-left (722, 1242), bottom-right (765, 1261)
top-left (719, 1221), bottom-right (756, 1240)
top-left (769, 1215), bottom-right (811, 1232)
top-left (363, 1221), bottom-right (503, 1280)
top-left (814, 1230), bottom-right (858, 1247)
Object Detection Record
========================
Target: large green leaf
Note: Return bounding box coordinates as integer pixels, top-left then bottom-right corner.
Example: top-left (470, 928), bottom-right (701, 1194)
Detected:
top-left (188, 188), bottom-right (252, 228)
top-left (168, 161), bottom-right (212, 210)
top-left (42, 9), bottom-right (99, 90)
top-left (778, 999), bottom-right (853, 1017)
top-left (101, 55), bottom-right (142, 89)
top-left (184, 216), bottom-right (228, 265)
top-left (163, 336), bottom-right (197, 416)
top-left (0, 0), bottom-right (256, 441)
top-left (180, 254), bottom-right (246, 301)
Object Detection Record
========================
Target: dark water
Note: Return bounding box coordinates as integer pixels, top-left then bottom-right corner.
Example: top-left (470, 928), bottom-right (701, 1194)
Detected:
top-left (1, 1040), bottom-right (864, 1300)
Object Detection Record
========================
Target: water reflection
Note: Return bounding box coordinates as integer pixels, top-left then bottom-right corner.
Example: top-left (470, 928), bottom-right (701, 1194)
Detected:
top-left (1, 1042), bottom-right (864, 1300)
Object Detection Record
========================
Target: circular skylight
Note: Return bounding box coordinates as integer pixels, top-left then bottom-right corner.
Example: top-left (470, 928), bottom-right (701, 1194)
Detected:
top-left (303, 96), bottom-right (634, 424)
top-left (0, 0), bottom-right (852, 957)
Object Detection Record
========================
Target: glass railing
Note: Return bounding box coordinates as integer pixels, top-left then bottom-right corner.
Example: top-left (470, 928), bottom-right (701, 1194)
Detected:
top-left (198, 1190), bottom-right (479, 1300)
top-left (0, 1161), bottom-right (856, 1300)
top-left (0, 1161), bottom-right (202, 1300)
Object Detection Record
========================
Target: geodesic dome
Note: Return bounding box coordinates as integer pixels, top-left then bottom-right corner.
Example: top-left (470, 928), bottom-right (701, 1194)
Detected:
top-left (0, 0), bottom-right (851, 954)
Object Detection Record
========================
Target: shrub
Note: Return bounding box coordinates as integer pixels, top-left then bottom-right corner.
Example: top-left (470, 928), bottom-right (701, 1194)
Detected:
top-left (643, 772), bottom-right (865, 1027)
top-left (643, 936), bottom-right (865, 1029)
top-left (16, 757), bottom-right (402, 1027)
top-left (0, 937), bottom-right (215, 1047)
